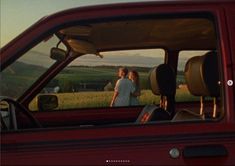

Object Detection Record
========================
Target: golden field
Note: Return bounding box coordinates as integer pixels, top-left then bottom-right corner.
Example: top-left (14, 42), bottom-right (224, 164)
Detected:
top-left (29, 88), bottom-right (198, 111)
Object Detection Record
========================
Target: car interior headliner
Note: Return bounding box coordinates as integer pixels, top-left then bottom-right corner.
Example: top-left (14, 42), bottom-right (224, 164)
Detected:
top-left (59, 18), bottom-right (216, 52)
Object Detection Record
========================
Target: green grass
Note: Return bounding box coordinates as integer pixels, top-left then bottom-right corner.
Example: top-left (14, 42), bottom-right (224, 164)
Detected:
top-left (29, 89), bottom-right (199, 111)
top-left (54, 66), bottom-right (150, 89)
top-left (2, 63), bottom-right (197, 111)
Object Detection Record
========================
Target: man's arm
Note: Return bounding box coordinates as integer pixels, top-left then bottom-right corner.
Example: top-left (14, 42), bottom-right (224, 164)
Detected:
top-left (110, 80), bottom-right (120, 107)
top-left (110, 91), bottom-right (118, 107)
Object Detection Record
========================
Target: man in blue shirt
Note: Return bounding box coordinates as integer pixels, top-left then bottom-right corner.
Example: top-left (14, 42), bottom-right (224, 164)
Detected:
top-left (110, 67), bottom-right (135, 107)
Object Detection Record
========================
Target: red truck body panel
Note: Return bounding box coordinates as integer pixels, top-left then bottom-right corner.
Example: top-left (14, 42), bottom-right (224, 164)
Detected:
top-left (1, 0), bottom-right (235, 165)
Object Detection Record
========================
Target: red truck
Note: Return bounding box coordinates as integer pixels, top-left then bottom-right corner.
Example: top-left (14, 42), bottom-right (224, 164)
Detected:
top-left (1, 0), bottom-right (235, 165)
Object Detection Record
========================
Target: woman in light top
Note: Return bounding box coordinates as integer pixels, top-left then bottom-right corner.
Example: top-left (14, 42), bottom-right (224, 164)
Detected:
top-left (128, 70), bottom-right (141, 106)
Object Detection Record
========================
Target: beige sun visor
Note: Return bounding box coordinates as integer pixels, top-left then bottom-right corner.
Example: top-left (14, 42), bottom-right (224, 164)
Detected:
top-left (59, 26), bottom-right (103, 57)
top-left (60, 26), bottom-right (92, 36)
top-left (67, 39), bottom-right (103, 58)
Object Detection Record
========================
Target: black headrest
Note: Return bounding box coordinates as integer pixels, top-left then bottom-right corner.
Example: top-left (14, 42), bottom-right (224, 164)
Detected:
top-left (184, 51), bottom-right (220, 97)
top-left (149, 64), bottom-right (176, 96)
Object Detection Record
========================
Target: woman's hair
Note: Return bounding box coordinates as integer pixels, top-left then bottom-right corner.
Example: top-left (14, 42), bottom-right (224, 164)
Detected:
top-left (130, 70), bottom-right (140, 88)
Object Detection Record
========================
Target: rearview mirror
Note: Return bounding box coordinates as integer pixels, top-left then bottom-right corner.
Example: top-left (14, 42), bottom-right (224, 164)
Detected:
top-left (50, 47), bottom-right (67, 61)
top-left (37, 95), bottom-right (58, 111)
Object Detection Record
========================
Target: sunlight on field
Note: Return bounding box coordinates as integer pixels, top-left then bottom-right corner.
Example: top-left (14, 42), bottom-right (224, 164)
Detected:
top-left (29, 88), bottom-right (199, 111)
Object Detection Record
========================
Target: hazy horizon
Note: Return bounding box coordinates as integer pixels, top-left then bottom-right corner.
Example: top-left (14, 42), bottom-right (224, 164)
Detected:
top-left (17, 50), bottom-right (200, 71)
top-left (18, 49), bottom-right (165, 68)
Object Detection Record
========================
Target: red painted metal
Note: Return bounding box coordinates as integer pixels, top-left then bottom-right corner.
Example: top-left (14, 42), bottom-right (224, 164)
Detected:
top-left (10, 1), bottom-right (235, 108)
top-left (1, 1), bottom-right (235, 165)
top-left (23, 107), bottom-right (142, 127)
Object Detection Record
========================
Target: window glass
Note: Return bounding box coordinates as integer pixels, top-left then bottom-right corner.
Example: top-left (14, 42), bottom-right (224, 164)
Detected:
top-left (29, 49), bottom-right (165, 111)
top-left (176, 50), bottom-right (209, 102)
top-left (27, 15), bottom-right (222, 124)
top-left (174, 50), bottom-right (222, 120)
top-left (0, 35), bottom-right (65, 99)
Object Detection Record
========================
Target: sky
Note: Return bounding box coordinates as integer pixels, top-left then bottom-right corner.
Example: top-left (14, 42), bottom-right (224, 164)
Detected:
top-left (0, 0), bottom-right (206, 68)
top-left (0, 0), bottom-right (157, 48)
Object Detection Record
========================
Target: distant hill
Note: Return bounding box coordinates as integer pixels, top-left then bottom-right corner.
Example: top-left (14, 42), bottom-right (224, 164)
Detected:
top-left (69, 54), bottom-right (164, 68)
top-left (0, 61), bottom-right (46, 98)
top-left (68, 65), bottom-right (152, 72)
top-left (1, 56), bottom-right (186, 98)
top-left (17, 50), bottom-right (55, 67)
top-left (9, 50), bottom-right (188, 71)
top-left (3, 61), bottom-right (46, 75)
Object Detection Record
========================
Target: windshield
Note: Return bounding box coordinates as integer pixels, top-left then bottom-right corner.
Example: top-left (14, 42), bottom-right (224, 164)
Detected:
top-left (0, 35), bottom-right (65, 99)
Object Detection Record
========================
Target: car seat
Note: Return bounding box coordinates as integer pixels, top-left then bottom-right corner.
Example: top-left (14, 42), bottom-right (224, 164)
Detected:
top-left (172, 51), bottom-right (220, 121)
top-left (136, 64), bottom-right (176, 124)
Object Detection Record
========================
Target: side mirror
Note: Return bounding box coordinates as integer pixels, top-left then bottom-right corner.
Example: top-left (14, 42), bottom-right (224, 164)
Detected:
top-left (50, 47), bottom-right (67, 61)
top-left (37, 95), bottom-right (58, 111)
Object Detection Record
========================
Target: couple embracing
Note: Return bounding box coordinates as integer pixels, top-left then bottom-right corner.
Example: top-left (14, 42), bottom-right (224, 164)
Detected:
top-left (110, 67), bottom-right (141, 107)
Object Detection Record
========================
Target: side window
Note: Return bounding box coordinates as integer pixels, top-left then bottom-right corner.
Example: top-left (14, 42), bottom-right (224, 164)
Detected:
top-left (176, 50), bottom-right (209, 102)
top-left (175, 50), bottom-right (222, 120)
top-left (0, 35), bottom-right (64, 99)
top-left (28, 14), bottom-right (223, 124)
top-left (29, 49), bottom-right (164, 111)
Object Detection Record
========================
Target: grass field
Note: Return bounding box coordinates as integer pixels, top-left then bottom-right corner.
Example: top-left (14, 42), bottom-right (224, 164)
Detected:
top-left (2, 62), bottom-right (198, 111)
top-left (29, 88), bottom-right (199, 111)
top-left (53, 66), bottom-right (151, 92)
